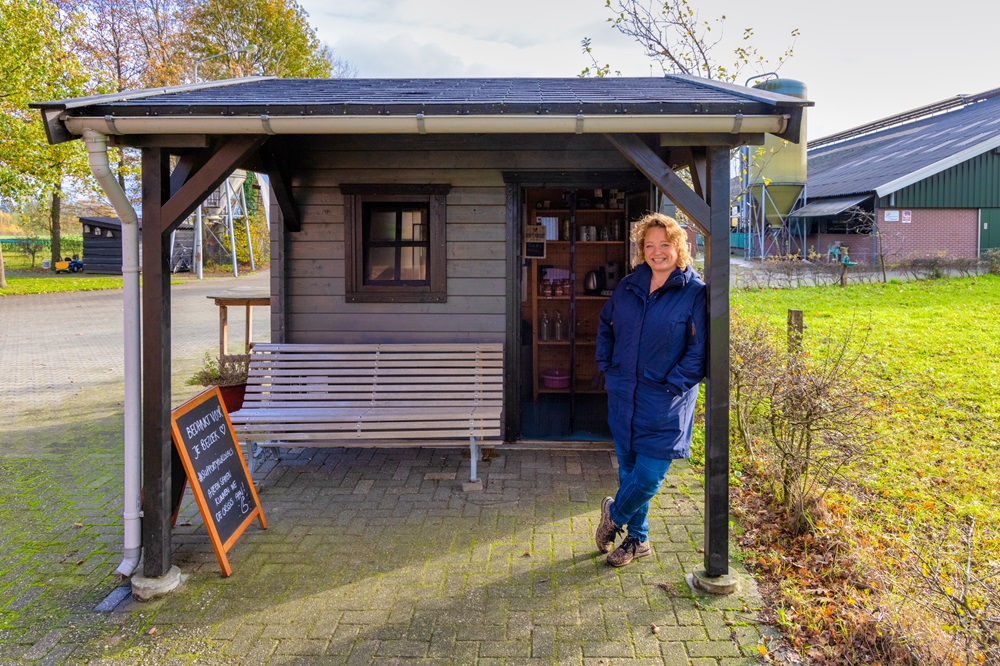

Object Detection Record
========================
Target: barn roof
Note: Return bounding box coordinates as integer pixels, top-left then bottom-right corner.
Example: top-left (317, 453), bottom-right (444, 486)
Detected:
top-left (806, 89), bottom-right (1000, 199)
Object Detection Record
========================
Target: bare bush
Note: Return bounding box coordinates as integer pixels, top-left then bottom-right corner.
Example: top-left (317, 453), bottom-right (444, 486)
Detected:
top-left (883, 518), bottom-right (1000, 665)
top-left (729, 310), bottom-right (782, 457)
top-left (898, 253), bottom-right (980, 280)
top-left (730, 309), bottom-right (886, 533)
top-left (982, 249), bottom-right (1000, 276)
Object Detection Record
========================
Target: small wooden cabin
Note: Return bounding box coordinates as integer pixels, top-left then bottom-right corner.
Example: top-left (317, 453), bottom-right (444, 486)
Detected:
top-left (79, 216), bottom-right (123, 274)
top-left (79, 216), bottom-right (195, 274)
top-left (35, 76), bottom-right (809, 581)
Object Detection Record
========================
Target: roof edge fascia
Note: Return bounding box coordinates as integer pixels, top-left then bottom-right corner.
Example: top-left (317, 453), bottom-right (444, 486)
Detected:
top-left (666, 73), bottom-right (814, 108)
top-left (60, 112), bottom-right (790, 138)
top-left (874, 134), bottom-right (1000, 197)
top-left (34, 77), bottom-right (278, 144)
top-left (31, 76), bottom-right (276, 111)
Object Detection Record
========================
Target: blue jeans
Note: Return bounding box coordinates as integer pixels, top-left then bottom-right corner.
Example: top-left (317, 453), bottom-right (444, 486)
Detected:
top-left (609, 441), bottom-right (672, 543)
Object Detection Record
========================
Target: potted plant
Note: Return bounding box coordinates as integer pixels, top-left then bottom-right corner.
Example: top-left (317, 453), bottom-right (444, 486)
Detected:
top-left (187, 352), bottom-right (250, 412)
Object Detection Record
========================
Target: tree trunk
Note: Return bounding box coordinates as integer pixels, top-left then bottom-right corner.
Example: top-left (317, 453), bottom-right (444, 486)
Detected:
top-left (50, 187), bottom-right (62, 267)
top-left (0, 244), bottom-right (7, 288)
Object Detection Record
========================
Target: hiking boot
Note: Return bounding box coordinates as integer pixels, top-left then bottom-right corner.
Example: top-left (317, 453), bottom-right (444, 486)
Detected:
top-left (606, 535), bottom-right (651, 567)
top-left (595, 496), bottom-right (621, 553)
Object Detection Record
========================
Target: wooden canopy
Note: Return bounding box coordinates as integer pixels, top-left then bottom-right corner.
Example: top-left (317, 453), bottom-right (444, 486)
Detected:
top-left (34, 75), bottom-right (809, 582)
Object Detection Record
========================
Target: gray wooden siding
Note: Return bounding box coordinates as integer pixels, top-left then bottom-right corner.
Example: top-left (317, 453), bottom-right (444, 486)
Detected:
top-left (270, 134), bottom-right (633, 344)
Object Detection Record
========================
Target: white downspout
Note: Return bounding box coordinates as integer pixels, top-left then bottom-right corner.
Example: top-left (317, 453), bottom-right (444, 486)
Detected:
top-left (82, 129), bottom-right (142, 578)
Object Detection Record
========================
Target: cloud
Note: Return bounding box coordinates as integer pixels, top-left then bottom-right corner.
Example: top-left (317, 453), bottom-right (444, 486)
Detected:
top-left (335, 34), bottom-right (469, 78)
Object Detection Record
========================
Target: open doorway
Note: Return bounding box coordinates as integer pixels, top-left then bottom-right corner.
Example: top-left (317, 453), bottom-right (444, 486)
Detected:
top-left (517, 184), bottom-right (649, 442)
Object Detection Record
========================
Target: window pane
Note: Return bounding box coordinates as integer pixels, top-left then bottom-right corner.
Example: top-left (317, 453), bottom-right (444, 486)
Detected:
top-left (367, 247), bottom-right (396, 281)
top-left (369, 210), bottom-right (397, 241)
top-left (400, 246), bottom-right (427, 281)
top-left (400, 210), bottom-right (426, 241)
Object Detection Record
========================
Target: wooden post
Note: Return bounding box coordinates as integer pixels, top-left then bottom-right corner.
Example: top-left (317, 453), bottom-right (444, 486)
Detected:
top-left (787, 309), bottom-right (804, 352)
top-left (703, 147), bottom-right (731, 578)
top-left (141, 148), bottom-right (173, 577)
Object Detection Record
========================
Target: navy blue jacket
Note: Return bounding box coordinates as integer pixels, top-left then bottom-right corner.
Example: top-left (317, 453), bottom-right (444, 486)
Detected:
top-left (595, 262), bottom-right (707, 459)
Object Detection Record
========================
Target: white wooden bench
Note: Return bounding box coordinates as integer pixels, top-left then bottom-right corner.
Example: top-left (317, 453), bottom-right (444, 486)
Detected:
top-left (228, 342), bottom-right (503, 482)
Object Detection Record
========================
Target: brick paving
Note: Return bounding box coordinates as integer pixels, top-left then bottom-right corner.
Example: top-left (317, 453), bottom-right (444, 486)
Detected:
top-left (0, 272), bottom-right (775, 665)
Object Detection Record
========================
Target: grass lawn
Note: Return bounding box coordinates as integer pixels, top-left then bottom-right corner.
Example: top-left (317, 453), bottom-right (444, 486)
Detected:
top-left (1, 242), bottom-right (128, 296)
top-left (0, 273), bottom-right (125, 296)
top-left (730, 274), bottom-right (1000, 662)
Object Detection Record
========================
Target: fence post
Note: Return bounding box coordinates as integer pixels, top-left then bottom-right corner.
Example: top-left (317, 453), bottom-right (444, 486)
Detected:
top-left (787, 309), bottom-right (803, 353)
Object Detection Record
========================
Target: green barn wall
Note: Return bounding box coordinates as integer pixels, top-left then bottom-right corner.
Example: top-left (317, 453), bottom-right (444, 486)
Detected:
top-left (878, 150), bottom-right (1000, 208)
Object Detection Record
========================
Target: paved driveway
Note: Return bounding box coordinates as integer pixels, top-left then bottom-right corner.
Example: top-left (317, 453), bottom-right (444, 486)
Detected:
top-left (0, 270), bottom-right (777, 665)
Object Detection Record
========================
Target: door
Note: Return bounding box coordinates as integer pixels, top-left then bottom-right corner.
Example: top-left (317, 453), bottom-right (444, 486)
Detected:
top-left (981, 209), bottom-right (1000, 253)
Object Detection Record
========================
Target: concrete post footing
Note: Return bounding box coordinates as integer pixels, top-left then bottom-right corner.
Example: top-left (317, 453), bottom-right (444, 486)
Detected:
top-left (688, 570), bottom-right (740, 595)
top-left (131, 565), bottom-right (183, 601)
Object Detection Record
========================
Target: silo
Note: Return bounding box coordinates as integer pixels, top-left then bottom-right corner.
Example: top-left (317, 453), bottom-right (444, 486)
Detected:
top-left (748, 78), bottom-right (808, 228)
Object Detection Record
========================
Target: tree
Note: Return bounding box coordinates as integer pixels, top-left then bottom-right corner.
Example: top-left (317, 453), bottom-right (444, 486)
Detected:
top-left (585, 0), bottom-right (797, 82)
top-left (58, 0), bottom-right (191, 90)
top-left (186, 0), bottom-right (333, 80)
top-left (0, 0), bottom-right (92, 277)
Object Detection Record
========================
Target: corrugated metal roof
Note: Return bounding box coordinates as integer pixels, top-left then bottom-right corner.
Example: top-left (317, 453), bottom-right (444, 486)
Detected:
top-left (790, 195), bottom-right (869, 217)
top-left (806, 94), bottom-right (1000, 199)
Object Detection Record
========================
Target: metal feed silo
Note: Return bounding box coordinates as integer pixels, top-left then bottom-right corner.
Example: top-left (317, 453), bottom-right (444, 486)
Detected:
top-left (743, 77), bottom-right (808, 257)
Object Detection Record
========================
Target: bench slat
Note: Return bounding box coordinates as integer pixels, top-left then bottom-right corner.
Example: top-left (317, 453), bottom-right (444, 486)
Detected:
top-left (250, 342), bottom-right (501, 353)
top-left (237, 429), bottom-right (501, 442)
top-left (231, 343), bottom-right (504, 471)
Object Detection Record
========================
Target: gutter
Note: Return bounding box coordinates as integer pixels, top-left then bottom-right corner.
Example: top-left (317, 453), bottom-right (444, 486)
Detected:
top-left (61, 113), bottom-right (789, 137)
top-left (82, 130), bottom-right (142, 579)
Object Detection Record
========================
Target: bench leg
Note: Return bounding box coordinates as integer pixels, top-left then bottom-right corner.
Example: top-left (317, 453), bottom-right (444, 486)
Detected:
top-left (469, 437), bottom-right (480, 483)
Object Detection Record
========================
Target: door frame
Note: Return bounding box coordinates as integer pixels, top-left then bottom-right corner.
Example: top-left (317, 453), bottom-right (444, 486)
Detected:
top-left (502, 171), bottom-right (648, 442)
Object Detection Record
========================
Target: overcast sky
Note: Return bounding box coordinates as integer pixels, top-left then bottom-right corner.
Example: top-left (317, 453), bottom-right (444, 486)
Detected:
top-left (298, 0), bottom-right (994, 142)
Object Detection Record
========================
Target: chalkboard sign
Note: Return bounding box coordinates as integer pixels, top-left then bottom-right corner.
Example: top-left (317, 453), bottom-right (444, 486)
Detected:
top-left (170, 387), bottom-right (266, 577)
top-left (524, 224), bottom-right (546, 259)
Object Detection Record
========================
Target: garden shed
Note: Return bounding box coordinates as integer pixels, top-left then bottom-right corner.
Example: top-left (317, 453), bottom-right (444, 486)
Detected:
top-left (34, 75), bottom-right (808, 585)
top-left (79, 216), bottom-right (122, 274)
top-left (79, 216), bottom-right (195, 274)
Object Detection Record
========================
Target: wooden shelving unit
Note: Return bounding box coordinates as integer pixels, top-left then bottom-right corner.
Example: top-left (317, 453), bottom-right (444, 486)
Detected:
top-left (526, 191), bottom-right (629, 399)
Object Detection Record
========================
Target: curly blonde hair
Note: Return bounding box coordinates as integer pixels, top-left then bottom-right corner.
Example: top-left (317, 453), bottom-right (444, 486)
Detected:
top-left (630, 213), bottom-right (692, 270)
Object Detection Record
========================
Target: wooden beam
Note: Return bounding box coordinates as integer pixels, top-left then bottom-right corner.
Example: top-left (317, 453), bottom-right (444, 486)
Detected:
top-left (659, 132), bottom-right (764, 147)
top-left (503, 182), bottom-right (520, 443)
top-left (259, 142), bottom-right (301, 232)
top-left (110, 134), bottom-right (209, 149)
top-left (703, 146), bottom-right (732, 578)
top-left (160, 135), bottom-right (267, 234)
top-left (169, 151), bottom-right (210, 196)
top-left (140, 147), bottom-right (173, 578)
top-left (689, 147), bottom-right (708, 201)
top-left (604, 133), bottom-right (711, 234)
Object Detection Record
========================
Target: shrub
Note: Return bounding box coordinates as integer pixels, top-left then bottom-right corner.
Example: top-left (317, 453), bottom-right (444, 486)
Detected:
top-left (882, 519), bottom-right (1000, 665)
top-left (730, 309), bottom-right (885, 534)
top-left (982, 249), bottom-right (1000, 276)
top-left (187, 352), bottom-right (249, 387)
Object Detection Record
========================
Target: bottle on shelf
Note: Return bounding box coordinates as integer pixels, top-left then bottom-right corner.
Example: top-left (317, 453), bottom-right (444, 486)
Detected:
top-left (553, 311), bottom-right (563, 341)
top-left (539, 310), bottom-right (550, 341)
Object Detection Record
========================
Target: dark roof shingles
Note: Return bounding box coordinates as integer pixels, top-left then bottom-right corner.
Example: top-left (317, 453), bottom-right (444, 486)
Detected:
top-left (69, 77), bottom-right (791, 118)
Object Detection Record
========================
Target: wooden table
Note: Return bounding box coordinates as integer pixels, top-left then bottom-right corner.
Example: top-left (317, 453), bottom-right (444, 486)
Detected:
top-left (207, 292), bottom-right (271, 362)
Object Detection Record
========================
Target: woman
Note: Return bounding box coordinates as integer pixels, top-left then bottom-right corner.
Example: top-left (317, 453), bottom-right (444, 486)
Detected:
top-left (594, 212), bottom-right (707, 566)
